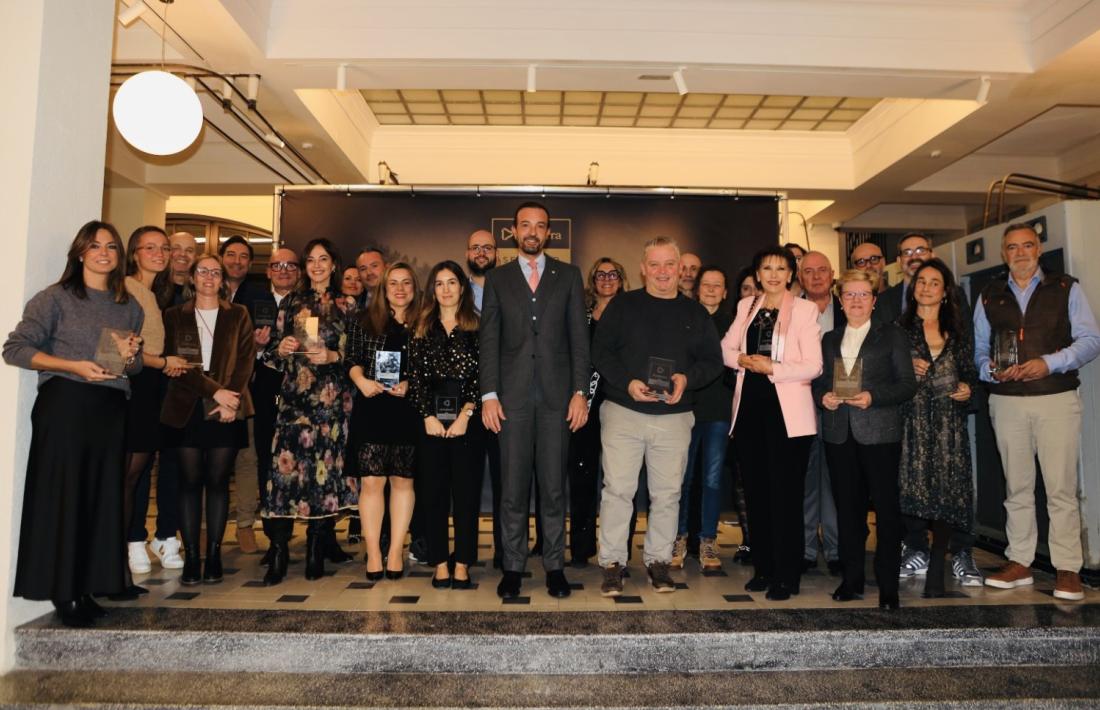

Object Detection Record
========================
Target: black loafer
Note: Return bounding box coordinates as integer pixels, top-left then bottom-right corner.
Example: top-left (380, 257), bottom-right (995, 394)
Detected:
top-left (53, 600), bottom-right (93, 628)
top-left (765, 583), bottom-right (792, 601)
top-left (744, 575), bottom-right (770, 592)
top-left (879, 595), bottom-right (900, 610)
top-left (832, 584), bottom-right (862, 602)
top-left (546, 570), bottom-right (571, 598)
top-left (77, 595), bottom-right (107, 618)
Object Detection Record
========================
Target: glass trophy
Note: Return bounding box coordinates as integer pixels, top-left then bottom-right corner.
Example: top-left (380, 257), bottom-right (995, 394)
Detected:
top-left (292, 312), bottom-right (322, 355)
top-left (435, 395), bottom-right (460, 422)
top-left (375, 350), bottom-right (402, 390)
top-left (833, 357), bottom-right (863, 400)
top-left (647, 356), bottom-right (675, 401)
top-left (992, 330), bottom-right (1019, 374)
top-left (175, 329), bottom-right (203, 367)
top-left (252, 301), bottom-right (278, 330)
top-left (93, 328), bottom-right (129, 376)
top-left (927, 357), bottom-right (959, 397)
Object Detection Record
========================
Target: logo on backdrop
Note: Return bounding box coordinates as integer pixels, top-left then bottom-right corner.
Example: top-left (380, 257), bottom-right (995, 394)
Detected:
top-left (491, 217), bottom-right (572, 264)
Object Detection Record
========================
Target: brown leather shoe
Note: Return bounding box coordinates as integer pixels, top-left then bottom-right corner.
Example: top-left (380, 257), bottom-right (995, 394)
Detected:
top-left (984, 561), bottom-right (1033, 589)
top-left (1054, 570), bottom-right (1085, 601)
top-left (236, 526), bottom-right (259, 554)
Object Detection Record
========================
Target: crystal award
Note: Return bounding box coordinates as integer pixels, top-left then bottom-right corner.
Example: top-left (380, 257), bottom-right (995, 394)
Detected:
top-left (647, 356), bottom-right (675, 401)
top-left (375, 350), bottom-right (401, 390)
top-left (992, 330), bottom-right (1019, 374)
top-left (93, 328), bottom-right (130, 376)
top-left (833, 357), bottom-right (863, 400)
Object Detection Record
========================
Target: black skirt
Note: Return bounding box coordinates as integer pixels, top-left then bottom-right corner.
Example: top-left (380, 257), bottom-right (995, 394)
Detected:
top-left (125, 367), bottom-right (163, 453)
top-left (163, 400), bottom-right (249, 450)
top-left (14, 378), bottom-right (127, 601)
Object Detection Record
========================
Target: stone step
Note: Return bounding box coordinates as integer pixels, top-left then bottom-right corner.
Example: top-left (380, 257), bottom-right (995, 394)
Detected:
top-left (14, 604), bottom-right (1100, 675)
top-left (1, 666), bottom-right (1098, 708)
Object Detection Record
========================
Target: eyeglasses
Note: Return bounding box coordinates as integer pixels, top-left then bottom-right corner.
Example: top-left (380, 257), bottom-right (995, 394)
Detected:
top-left (594, 271), bottom-right (621, 281)
top-left (195, 267), bottom-right (223, 278)
top-left (841, 290), bottom-right (873, 301)
top-left (270, 262), bottom-right (300, 272)
top-left (136, 245), bottom-right (171, 255)
top-left (853, 255), bottom-right (882, 267)
top-left (468, 245), bottom-right (496, 254)
top-left (900, 246), bottom-right (930, 258)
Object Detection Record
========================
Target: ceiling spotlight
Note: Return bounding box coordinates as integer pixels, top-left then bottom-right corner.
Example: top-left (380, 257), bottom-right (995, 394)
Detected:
top-left (586, 162), bottom-right (600, 186)
top-left (246, 75), bottom-right (260, 108)
top-left (976, 75), bottom-right (991, 105)
top-left (378, 161), bottom-right (399, 185)
top-left (220, 78), bottom-right (234, 108)
top-left (672, 68), bottom-right (688, 96)
top-left (527, 64), bottom-right (537, 93)
top-left (336, 63), bottom-right (348, 92)
top-left (263, 132), bottom-right (285, 148)
top-left (118, 1), bottom-right (148, 27)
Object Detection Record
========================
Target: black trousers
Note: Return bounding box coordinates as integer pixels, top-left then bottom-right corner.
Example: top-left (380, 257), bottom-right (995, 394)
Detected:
top-left (824, 431), bottom-right (902, 600)
top-left (902, 514), bottom-right (975, 555)
top-left (733, 404), bottom-right (812, 587)
top-left (566, 404), bottom-right (601, 561)
top-left (418, 425), bottom-right (484, 566)
top-left (498, 403), bottom-right (569, 572)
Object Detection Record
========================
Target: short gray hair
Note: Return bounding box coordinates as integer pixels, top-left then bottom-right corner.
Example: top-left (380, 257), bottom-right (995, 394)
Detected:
top-left (643, 236), bottom-right (680, 258)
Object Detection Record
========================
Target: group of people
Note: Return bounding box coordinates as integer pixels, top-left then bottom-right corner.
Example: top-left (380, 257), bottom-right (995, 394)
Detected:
top-left (4, 204), bottom-right (1095, 627)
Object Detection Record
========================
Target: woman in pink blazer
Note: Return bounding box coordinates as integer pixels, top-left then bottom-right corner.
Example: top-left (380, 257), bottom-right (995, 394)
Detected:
top-left (722, 245), bottom-right (823, 600)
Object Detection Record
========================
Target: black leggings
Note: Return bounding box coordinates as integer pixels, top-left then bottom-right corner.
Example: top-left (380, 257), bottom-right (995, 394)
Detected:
top-left (177, 447), bottom-right (236, 556)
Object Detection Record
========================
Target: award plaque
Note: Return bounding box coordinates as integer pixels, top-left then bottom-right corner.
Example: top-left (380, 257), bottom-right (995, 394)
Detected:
top-left (175, 329), bottom-right (203, 367)
top-left (292, 313), bottom-right (322, 355)
top-left (833, 357), bottom-right (863, 400)
top-left (927, 357), bottom-right (959, 397)
top-left (94, 328), bottom-right (129, 376)
top-left (992, 330), bottom-right (1019, 373)
top-left (375, 350), bottom-right (401, 390)
top-left (253, 301), bottom-right (278, 330)
top-left (435, 395), bottom-right (460, 422)
top-left (647, 356), bottom-right (675, 401)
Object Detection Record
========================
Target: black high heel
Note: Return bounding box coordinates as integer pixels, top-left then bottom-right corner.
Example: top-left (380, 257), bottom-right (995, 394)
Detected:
top-left (385, 565), bottom-right (404, 581)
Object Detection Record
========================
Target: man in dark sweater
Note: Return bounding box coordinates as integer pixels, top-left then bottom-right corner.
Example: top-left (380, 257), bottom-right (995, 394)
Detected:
top-left (592, 237), bottom-right (723, 595)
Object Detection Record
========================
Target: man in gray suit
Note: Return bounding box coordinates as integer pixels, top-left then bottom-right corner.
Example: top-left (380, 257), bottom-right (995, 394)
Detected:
top-left (480, 202), bottom-right (590, 599)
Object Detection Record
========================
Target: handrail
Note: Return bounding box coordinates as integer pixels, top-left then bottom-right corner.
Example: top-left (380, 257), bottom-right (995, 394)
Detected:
top-left (982, 173), bottom-right (1100, 228)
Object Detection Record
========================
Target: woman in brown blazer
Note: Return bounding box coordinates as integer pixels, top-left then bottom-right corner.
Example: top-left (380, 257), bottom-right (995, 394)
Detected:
top-left (162, 254), bottom-right (256, 585)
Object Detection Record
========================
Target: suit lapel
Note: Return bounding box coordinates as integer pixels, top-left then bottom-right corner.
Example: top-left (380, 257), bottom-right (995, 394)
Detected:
top-left (532, 257), bottom-right (559, 318)
top-left (855, 322), bottom-right (882, 361)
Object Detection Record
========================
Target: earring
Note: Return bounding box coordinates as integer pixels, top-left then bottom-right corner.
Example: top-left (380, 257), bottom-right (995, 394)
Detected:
top-left (79, 257), bottom-right (84, 263)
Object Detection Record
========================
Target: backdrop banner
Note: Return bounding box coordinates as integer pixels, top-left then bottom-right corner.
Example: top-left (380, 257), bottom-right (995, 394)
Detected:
top-left (277, 189), bottom-right (778, 286)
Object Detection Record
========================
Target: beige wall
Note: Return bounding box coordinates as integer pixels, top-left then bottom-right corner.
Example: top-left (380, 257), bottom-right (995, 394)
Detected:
top-left (165, 195), bottom-right (275, 232)
top-left (103, 186), bottom-right (168, 241)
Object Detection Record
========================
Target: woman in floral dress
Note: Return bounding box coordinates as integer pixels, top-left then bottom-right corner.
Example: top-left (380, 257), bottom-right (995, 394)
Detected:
top-left (261, 238), bottom-right (357, 585)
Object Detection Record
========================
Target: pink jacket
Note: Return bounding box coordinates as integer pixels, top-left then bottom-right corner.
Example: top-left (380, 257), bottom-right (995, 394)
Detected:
top-left (722, 290), bottom-right (823, 438)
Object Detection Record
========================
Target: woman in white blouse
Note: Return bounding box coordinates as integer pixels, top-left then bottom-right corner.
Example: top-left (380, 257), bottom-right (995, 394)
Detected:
top-left (812, 269), bottom-right (916, 610)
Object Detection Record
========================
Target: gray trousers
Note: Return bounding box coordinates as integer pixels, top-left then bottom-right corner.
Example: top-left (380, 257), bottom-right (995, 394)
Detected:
top-left (598, 401), bottom-right (693, 567)
top-left (803, 424), bottom-right (839, 561)
top-left (498, 403), bottom-right (569, 572)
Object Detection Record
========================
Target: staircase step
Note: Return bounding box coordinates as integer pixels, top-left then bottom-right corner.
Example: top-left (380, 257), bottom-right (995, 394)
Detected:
top-left (15, 604), bottom-right (1100, 675)
top-left (1, 666), bottom-right (1098, 708)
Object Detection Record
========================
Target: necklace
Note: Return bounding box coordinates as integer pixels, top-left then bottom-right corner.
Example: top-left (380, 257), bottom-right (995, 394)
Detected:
top-left (195, 307), bottom-right (217, 340)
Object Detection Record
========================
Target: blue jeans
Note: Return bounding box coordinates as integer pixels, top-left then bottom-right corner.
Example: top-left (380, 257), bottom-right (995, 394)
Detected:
top-left (677, 420), bottom-right (729, 540)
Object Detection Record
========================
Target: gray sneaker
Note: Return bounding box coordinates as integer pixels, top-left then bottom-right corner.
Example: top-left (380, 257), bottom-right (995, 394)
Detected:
top-left (899, 546), bottom-right (929, 578)
top-left (647, 562), bottom-right (676, 593)
top-left (952, 549), bottom-right (984, 587)
top-left (600, 563), bottom-right (624, 597)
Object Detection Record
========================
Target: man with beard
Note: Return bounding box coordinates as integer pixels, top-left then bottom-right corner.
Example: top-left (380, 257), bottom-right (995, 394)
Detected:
top-left (466, 229), bottom-right (496, 314)
top-left (355, 247), bottom-right (386, 307)
top-left (678, 252), bottom-right (702, 298)
top-left (874, 233), bottom-right (982, 586)
top-left (480, 202), bottom-right (589, 598)
top-left (850, 241), bottom-right (889, 293)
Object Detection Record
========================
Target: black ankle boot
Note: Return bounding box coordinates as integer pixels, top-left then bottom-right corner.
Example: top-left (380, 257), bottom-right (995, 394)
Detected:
top-left (323, 519), bottom-right (352, 564)
top-left (263, 541), bottom-right (288, 586)
top-left (203, 543), bottom-right (224, 584)
top-left (77, 594), bottom-right (107, 619)
top-left (53, 600), bottom-right (93, 628)
top-left (181, 545), bottom-right (202, 586)
top-left (305, 521), bottom-right (325, 581)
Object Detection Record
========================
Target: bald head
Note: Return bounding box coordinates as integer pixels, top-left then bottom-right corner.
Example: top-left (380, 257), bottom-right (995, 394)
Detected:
top-left (799, 251), bottom-right (834, 299)
top-left (850, 242), bottom-right (885, 289)
top-left (168, 231), bottom-right (198, 284)
top-left (466, 229), bottom-right (497, 277)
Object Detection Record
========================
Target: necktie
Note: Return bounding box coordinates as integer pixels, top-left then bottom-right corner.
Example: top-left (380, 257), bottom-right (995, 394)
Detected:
top-left (527, 258), bottom-right (539, 292)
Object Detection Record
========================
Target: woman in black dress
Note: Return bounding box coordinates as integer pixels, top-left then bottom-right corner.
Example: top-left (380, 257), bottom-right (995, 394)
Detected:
top-left (898, 259), bottom-right (976, 597)
top-left (3, 221), bottom-right (142, 626)
top-left (161, 255), bottom-right (255, 585)
top-left (409, 261), bottom-right (481, 588)
top-left (346, 262), bottom-right (421, 580)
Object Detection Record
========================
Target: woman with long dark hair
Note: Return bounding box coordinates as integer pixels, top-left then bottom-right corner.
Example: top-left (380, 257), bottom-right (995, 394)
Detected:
top-left (897, 258), bottom-right (976, 597)
top-left (346, 262), bottom-right (422, 580)
top-left (262, 238), bottom-right (357, 585)
top-left (122, 226), bottom-right (188, 581)
top-left (409, 261), bottom-right (482, 588)
top-left (160, 254), bottom-right (255, 585)
top-left (3, 220), bottom-right (143, 626)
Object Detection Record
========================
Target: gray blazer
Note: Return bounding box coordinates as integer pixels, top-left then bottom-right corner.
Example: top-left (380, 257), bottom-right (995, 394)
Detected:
top-left (812, 320), bottom-right (917, 445)
top-left (479, 256), bottom-right (589, 412)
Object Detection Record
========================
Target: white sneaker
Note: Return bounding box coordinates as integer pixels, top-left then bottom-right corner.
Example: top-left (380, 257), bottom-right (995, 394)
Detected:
top-left (150, 537), bottom-right (185, 569)
top-left (128, 542), bottom-right (152, 574)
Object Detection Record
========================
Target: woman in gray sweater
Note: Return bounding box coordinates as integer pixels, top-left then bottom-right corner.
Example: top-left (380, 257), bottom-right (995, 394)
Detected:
top-left (3, 220), bottom-right (143, 627)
